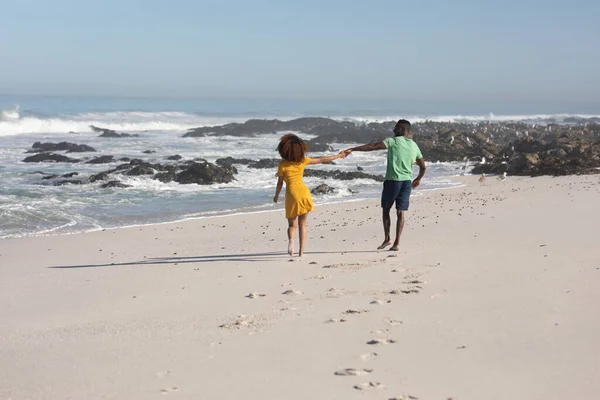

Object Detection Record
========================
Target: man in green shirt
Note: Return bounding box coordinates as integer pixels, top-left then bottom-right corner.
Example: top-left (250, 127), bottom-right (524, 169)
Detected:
top-left (347, 119), bottom-right (426, 251)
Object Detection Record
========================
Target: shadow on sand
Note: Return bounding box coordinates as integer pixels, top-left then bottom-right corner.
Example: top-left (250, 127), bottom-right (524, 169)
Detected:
top-left (48, 250), bottom-right (376, 269)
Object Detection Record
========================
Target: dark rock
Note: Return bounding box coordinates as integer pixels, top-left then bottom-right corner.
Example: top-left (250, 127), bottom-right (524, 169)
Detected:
top-left (154, 171), bottom-right (178, 183)
top-left (143, 150), bottom-right (156, 154)
top-left (508, 153), bottom-right (540, 175)
top-left (120, 157), bottom-right (132, 162)
top-left (248, 159), bottom-right (280, 169)
top-left (89, 172), bottom-right (110, 183)
top-left (472, 136), bottom-right (600, 176)
top-left (52, 179), bottom-right (85, 186)
top-left (62, 172), bottom-right (79, 178)
top-left (215, 157), bottom-right (255, 166)
top-left (126, 165), bottom-right (155, 176)
top-left (29, 141), bottom-right (96, 153)
top-left (101, 180), bottom-right (132, 189)
top-left (23, 153), bottom-right (80, 163)
top-left (42, 174), bottom-right (59, 180)
top-left (311, 184), bottom-right (336, 195)
top-left (304, 169), bottom-right (384, 182)
top-left (85, 155), bottom-right (115, 164)
top-left (175, 161), bottom-right (236, 185)
top-left (166, 155), bottom-right (183, 161)
top-left (92, 125), bottom-right (139, 138)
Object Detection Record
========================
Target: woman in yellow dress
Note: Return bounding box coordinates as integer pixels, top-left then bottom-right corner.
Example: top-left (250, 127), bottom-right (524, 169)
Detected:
top-left (273, 133), bottom-right (349, 257)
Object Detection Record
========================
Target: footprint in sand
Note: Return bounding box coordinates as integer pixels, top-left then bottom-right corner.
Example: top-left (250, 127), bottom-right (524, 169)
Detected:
top-left (344, 309), bottom-right (370, 315)
top-left (160, 387), bottom-right (180, 395)
top-left (389, 395), bottom-right (420, 400)
top-left (371, 299), bottom-right (391, 305)
top-left (326, 318), bottom-right (347, 323)
top-left (334, 368), bottom-right (373, 376)
top-left (389, 289), bottom-right (420, 295)
top-left (354, 381), bottom-right (385, 391)
top-left (282, 289), bottom-right (303, 296)
top-left (385, 319), bottom-right (403, 326)
top-left (245, 292), bottom-right (266, 299)
top-left (219, 315), bottom-right (255, 329)
top-left (360, 352), bottom-right (379, 361)
top-left (307, 275), bottom-right (330, 280)
top-left (367, 338), bottom-right (396, 345)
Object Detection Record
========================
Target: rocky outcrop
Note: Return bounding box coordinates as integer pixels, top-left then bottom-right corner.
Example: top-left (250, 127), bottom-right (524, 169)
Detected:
top-left (89, 172), bottom-right (110, 183)
top-left (52, 179), bottom-right (85, 186)
top-left (92, 125), bottom-right (139, 138)
top-left (304, 169), bottom-right (384, 182)
top-left (143, 150), bottom-right (156, 154)
top-left (41, 172), bottom-right (79, 180)
top-left (248, 159), bottom-right (280, 169)
top-left (175, 161), bottom-right (236, 185)
top-left (311, 184), bottom-right (336, 195)
top-left (23, 153), bottom-right (80, 163)
top-left (101, 181), bottom-right (132, 189)
top-left (126, 165), bottom-right (156, 176)
top-left (472, 135), bottom-right (600, 176)
top-left (166, 155), bottom-right (183, 161)
top-left (215, 157), bottom-right (255, 167)
top-left (28, 142), bottom-right (96, 153)
top-left (86, 155), bottom-right (115, 164)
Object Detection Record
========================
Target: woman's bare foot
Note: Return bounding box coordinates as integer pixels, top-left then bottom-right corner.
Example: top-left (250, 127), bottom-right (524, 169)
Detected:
top-left (288, 241), bottom-right (294, 256)
top-left (389, 243), bottom-right (400, 251)
top-left (377, 240), bottom-right (392, 250)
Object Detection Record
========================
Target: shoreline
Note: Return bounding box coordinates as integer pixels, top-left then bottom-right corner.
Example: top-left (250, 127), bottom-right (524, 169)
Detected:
top-left (0, 175), bottom-right (467, 240)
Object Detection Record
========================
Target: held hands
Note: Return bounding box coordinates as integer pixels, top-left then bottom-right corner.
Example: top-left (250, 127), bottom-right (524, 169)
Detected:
top-left (340, 149), bottom-right (353, 158)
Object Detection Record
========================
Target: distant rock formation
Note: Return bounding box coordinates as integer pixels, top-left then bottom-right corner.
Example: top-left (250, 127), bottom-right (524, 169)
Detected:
top-left (27, 142), bottom-right (96, 153)
top-left (23, 153), bottom-right (81, 163)
top-left (91, 125), bottom-right (139, 138)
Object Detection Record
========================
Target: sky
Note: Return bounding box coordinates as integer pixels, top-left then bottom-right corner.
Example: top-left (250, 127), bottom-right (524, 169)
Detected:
top-left (0, 0), bottom-right (599, 102)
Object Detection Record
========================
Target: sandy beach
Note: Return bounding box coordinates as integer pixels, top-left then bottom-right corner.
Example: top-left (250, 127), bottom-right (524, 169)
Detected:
top-left (1, 174), bottom-right (599, 400)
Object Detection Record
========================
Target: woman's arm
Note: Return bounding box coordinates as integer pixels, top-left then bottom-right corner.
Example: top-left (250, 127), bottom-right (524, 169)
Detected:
top-left (273, 175), bottom-right (284, 203)
top-left (308, 150), bottom-right (349, 165)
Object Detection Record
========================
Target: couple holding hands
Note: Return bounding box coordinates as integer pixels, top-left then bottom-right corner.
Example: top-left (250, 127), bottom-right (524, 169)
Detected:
top-left (274, 119), bottom-right (426, 257)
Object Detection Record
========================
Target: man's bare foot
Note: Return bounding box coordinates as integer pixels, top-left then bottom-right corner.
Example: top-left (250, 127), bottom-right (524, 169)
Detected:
top-left (288, 241), bottom-right (294, 256)
top-left (377, 240), bottom-right (392, 250)
top-left (389, 244), bottom-right (400, 251)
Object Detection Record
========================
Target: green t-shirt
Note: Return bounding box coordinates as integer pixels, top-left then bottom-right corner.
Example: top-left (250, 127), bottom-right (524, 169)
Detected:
top-left (383, 136), bottom-right (423, 181)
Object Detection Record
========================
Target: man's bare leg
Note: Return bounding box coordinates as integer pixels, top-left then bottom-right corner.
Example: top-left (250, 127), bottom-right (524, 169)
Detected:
top-left (298, 213), bottom-right (308, 257)
top-left (389, 210), bottom-right (405, 251)
top-left (378, 208), bottom-right (392, 249)
top-left (287, 217), bottom-right (298, 256)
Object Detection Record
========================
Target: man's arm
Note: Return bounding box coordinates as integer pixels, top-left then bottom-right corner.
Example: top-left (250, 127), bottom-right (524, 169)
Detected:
top-left (348, 142), bottom-right (386, 152)
top-left (412, 158), bottom-right (426, 188)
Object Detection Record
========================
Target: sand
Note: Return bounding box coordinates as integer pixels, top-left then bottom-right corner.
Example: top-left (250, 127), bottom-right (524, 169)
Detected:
top-left (1, 174), bottom-right (599, 399)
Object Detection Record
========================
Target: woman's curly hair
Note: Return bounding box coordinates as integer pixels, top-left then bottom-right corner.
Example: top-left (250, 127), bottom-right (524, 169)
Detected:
top-left (277, 133), bottom-right (309, 162)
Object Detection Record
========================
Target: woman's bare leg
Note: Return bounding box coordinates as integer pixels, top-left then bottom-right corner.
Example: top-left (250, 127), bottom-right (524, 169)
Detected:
top-left (287, 217), bottom-right (298, 256)
top-left (298, 213), bottom-right (308, 257)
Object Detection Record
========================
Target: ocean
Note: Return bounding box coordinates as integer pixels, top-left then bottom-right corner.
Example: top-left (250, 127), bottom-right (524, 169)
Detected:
top-left (1, 94), bottom-right (598, 238)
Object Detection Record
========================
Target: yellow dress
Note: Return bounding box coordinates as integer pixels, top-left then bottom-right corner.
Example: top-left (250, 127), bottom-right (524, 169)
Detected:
top-left (277, 157), bottom-right (314, 219)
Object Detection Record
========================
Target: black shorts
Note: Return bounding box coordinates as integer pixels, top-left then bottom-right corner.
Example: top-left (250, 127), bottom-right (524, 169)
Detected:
top-left (381, 180), bottom-right (412, 211)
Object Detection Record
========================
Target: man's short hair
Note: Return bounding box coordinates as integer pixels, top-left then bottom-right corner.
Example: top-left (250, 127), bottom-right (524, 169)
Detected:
top-left (394, 119), bottom-right (411, 136)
